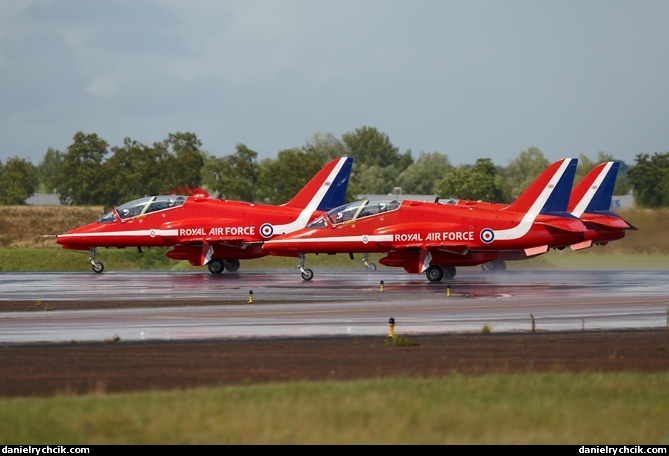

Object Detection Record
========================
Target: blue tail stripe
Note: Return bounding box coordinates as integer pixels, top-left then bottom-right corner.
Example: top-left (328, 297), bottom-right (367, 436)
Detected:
top-left (586, 162), bottom-right (619, 214)
top-left (540, 158), bottom-right (577, 215)
top-left (316, 157), bottom-right (353, 212)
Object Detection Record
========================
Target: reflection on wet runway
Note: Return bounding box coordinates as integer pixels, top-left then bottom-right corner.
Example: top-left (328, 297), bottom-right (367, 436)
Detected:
top-left (1, 269), bottom-right (668, 343)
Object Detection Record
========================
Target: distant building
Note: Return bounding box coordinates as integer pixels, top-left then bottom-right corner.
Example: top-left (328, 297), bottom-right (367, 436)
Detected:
top-left (25, 193), bottom-right (61, 205)
top-left (610, 194), bottom-right (636, 210)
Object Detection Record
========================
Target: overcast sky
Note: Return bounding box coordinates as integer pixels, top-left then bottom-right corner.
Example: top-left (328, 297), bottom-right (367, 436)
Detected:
top-left (1, 0), bottom-right (668, 168)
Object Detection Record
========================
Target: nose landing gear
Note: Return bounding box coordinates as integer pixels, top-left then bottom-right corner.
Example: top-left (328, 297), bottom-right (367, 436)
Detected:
top-left (89, 247), bottom-right (104, 273)
top-left (298, 254), bottom-right (314, 281)
top-left (362, 253), bottom-right (377, 271)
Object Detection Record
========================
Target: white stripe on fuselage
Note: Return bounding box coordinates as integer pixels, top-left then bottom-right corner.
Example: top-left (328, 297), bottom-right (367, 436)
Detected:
top-left (271, 158), bottom-right (348, 234)
top-left (267, 234), bottom-right (394, 246)
top-left (57, 229), bottom-right (179, 239)
top-left (492, 158), bottom-right (572, 241)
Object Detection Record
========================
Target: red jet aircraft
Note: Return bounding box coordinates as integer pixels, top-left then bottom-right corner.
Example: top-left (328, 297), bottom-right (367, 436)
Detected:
top-left (56, 156), bottom-right (353, 274)
top-left (263, 157), bottom-right (604, 282)
top-left (446, 161), bottom-right (636, 272)
top-left (565, 161), bottom-right (636, 250)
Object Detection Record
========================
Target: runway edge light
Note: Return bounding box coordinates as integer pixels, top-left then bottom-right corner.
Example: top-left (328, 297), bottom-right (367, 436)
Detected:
top-left (387, 317), bottom-right (395, 339)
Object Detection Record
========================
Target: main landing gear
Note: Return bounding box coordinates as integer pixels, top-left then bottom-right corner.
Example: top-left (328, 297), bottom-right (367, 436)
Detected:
top-left (425, 265), bottom-right (456, 282)
top-left (480, 259), bottom-right (507, 272)
top-left (89, 247), bottom-right (104, 273)
top-left (207, 258), bottom-right (241, 274)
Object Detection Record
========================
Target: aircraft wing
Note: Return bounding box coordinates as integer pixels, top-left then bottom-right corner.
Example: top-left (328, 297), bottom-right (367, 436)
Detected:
top-left (203, 238), bottom-right (262, 249)
top-left (536, 217), bottom-right (587, 232)
top-left (581, 215), bottom-right (637, 230)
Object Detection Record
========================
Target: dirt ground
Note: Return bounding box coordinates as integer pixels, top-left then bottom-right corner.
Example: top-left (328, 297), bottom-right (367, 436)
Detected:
top-left (1, 300), bottom-right (668, 398)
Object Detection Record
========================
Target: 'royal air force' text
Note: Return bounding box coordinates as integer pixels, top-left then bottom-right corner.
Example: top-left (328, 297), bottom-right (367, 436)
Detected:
top-left (394, 231), bottom-right (474, 242)
top-left (179, 227), bottom-right (255, 236)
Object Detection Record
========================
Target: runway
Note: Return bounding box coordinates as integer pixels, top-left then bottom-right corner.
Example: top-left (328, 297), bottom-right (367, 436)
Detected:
top-left (1, 269), bottom-right (668, 343)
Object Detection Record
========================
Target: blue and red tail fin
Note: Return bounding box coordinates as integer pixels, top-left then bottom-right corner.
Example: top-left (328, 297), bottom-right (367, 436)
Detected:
top-left (569, 162), bottom-right (619, 217)
top-left (281, 156), bottom-right (353, 211)
top-left (505, 157), bottom-right (579, 217)
top-left (569, 161), bottom-right (637, 230)
top-left (492, 158), bottom-right (584, 241)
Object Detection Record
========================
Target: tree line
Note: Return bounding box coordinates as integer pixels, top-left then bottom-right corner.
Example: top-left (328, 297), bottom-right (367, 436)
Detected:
top-left (0, 126), bottom-right (666, 208)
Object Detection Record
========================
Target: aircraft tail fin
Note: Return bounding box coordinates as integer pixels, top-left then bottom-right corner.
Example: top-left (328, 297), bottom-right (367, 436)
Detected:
top-left (569, 161), bottom-right (638, 230)
top-left (569, 162), bottom-right (619, 217)
top-left (505, 157), bottom-right (578, 217)
top-left (281, 157), bottom-right (353, 211)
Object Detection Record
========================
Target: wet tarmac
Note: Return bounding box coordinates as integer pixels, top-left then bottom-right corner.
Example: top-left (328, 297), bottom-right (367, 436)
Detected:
top-left (1, 269), bottom-right (668, 343)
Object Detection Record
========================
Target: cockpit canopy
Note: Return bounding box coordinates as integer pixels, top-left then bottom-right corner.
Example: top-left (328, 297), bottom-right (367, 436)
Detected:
top-left (97, 195), bottom-right (187, 223)
top-left (306, 199), bottom-right (400, 228)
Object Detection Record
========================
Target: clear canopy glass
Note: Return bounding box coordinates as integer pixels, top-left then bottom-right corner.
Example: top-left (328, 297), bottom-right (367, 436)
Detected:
top-left (306, 199), bottom-right (400, 228)
top-left (97, 195), bottom-right (187, 223)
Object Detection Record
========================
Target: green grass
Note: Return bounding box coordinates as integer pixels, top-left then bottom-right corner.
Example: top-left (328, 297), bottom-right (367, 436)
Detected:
top-left (1, 373), bottom-right (668, 444)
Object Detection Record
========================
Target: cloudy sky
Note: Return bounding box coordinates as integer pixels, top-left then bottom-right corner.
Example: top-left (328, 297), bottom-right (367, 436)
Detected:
top-left (1, 0), bottom-right (668, 167)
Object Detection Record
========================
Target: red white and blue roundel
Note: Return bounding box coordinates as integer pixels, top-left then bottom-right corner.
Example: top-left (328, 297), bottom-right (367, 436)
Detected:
top-left (480, 228), bottom-right (495, 244)
top-left (260, 223), bottom-right (274, 238)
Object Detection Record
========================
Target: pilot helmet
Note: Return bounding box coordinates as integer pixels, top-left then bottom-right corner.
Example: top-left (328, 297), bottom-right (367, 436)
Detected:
top-left (336, 212), bottom-right (343, 221)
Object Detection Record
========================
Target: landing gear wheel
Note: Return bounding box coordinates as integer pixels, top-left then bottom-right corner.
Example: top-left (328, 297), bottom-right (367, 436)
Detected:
top-left (481, 259), bottom-right (506, 272)
top-left (365, 262), bottom-right (377, 271)
top-left (208, 259), bottom-right (225, 274)
top-left (426, 266), bottom-right (444, 282)
top-left (481, 261), bottom-right (495, 272)
top-left (224, 259), bottom-right (240, 272)
top-left (442, 266), bottom-right (456, 280)
top-left (92, 262), bottom-right (104, 274)
top-left (301, 268), bottom-right (314, 281)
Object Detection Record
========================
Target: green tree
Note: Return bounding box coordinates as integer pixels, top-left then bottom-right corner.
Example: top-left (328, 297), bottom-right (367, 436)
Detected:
top-left (304, 132), bottom-right (351, 162)
top-left (354, 164), bottom-right (401, 196)
top-left (255, 149), bottom-right (325, 204)
top-left (502, 147), bottom-right (551, 198)
top-left (396, 151), bottom-right (453, 195)
top-left (37, 147), bottom-right (63, 194)
top-left (341, 126), bottom-right (412, 171)
top-left (0, 157), bottom-right (38, 204)
top-left (100, 138), bottom-right (166, 208)
top-left (158, 132), bottom-right (205, 192)
top-left (54, 131), bottom-right (109, 205)
top-left (628, 152), bottom-right (669, 208)
top-left (436, 158), bottom-right (503, 202)
top-left (202, 144), bottom-right (259, 201)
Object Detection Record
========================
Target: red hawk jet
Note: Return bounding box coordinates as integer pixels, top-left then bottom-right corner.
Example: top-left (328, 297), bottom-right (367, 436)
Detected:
top-left (447, 161), bottom-right (637, 272)
top-left (56, 156), bottom-right (353, 274)
top-left (263, 158), bottom-right (602, 282)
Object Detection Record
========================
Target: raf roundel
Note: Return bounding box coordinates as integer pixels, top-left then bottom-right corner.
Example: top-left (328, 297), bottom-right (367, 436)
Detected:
top-left (480, 228), bottom-right (495, 244)
top-left (260, 223), bottom-right (274, 238)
